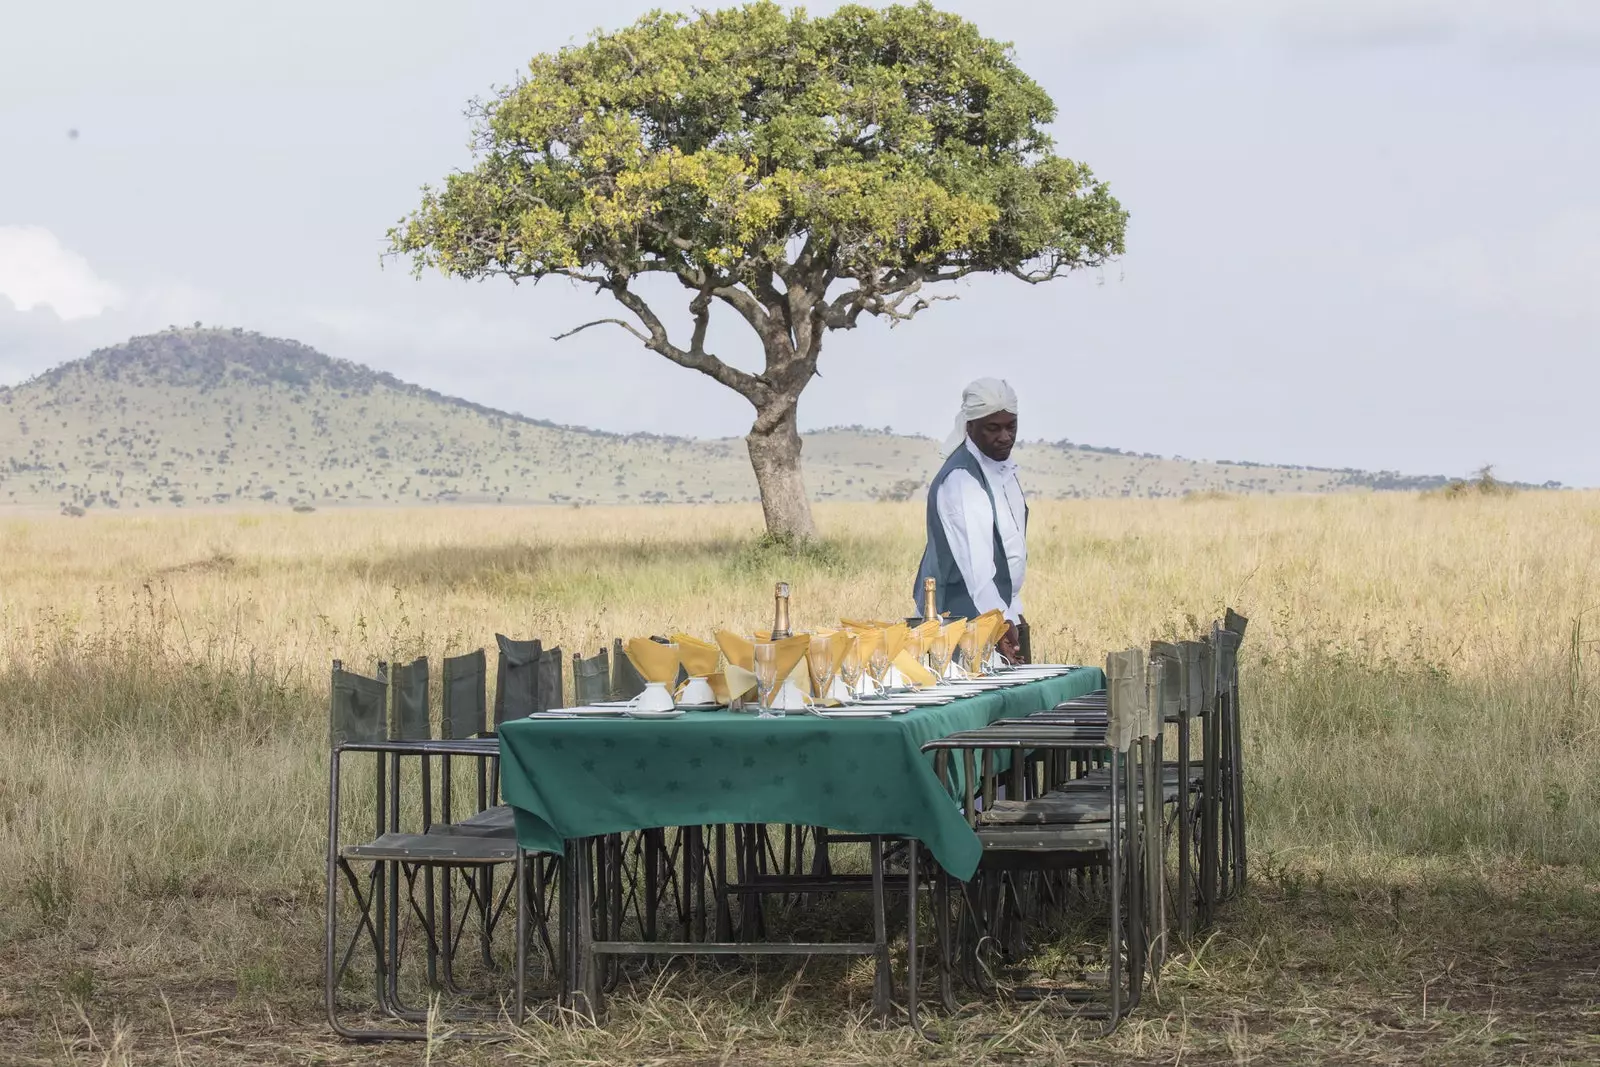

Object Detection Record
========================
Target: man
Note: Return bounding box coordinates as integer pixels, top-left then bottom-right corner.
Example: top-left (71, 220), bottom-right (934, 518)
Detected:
top-left (913, 377), bottom-right (1029, 663)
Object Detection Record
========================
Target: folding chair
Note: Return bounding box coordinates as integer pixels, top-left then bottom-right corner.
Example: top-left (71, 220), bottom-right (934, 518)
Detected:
top-left (913, 648), bottom-right (1156, 1034)
top-left (324, 660), bottom-right (529, 1041)
top-left (1214, 611), bottom-right (1248, 900)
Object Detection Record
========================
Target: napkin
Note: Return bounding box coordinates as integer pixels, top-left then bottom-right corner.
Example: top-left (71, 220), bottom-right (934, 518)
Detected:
top-left (714, 630), bottom-right (758, 701)
top-left (941, 617), bottom-right (968, 651)
top-left (624, 638), bottom-right (680, 685)
top-left (826, 629), bottom-right (854, 674)
top-left (843, 618), bottom-right (895, 630)
top-left (671, 633), bottom-right (721, 678)
top-left (759, 634), bottom-right (812, 700)
top-left (806, 631), bottom-right (854, 705)
top-left (752, 630), bottom-right (815, 693)
top-left (715, 630), bottom-right (809, 700)
top-left (892, 648), bottom-right (939, 687)
top-left (974, 610), bottom-right (1008, 653)
top-left (882, 622), bottom-right (910, 661)
top-left (854, 627), bottom-right (883, 664)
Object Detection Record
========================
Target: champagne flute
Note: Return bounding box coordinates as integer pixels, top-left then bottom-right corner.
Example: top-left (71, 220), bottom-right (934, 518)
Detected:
top-left (958, 627), bottom-right (979, 679)
top-left (901, 632), bottom-right (922, 689)
top-left (927, 631), bottom-right (951, 685)
top-left (979, 639), bottom-right (997, 677)
top-left (807, 639), bottom-right (836, 706)
top-left (868, 646), bottom-right (890, 695)
top-left (753, 641), bottom-right (782, 719)
top-left (839, 637), bottom-right (862, 703)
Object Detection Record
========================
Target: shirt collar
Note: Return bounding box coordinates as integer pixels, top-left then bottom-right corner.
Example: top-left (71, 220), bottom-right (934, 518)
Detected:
top-left (964, 437), bottom-right (1018, 480)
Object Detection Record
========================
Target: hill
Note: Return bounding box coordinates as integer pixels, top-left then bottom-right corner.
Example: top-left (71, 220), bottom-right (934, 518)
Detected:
top-left (0, 327), bottom-right (1460, 513)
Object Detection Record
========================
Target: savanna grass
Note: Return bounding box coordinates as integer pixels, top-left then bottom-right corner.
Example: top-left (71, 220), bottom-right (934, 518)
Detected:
top-left (3, 492), bottom-right (1599, 1064)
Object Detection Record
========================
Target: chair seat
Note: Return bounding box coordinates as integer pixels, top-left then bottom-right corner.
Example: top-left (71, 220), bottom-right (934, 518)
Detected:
top-left (980, 793), bottom-right (1113, 826)
top-left (976, 823), bottom-right (1111, 852)
top-left (429, 804), bottom-right (516, 838)
top-left (1050, 765), bottom-right (1199, 795)
top-left (342, 831), bottom-right (515, 864)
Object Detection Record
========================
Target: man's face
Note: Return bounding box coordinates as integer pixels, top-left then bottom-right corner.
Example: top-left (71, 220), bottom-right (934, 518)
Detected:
top-left (968, 411), bottom-right (1018, 462)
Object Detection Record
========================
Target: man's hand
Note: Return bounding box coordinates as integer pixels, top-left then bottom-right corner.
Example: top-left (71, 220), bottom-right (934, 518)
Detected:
top-left (998, 621), bottom-right (1022, 664)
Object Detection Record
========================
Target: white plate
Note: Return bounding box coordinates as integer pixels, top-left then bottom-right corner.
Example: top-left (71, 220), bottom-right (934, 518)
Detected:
top-left (541, 706), bottom-right (628, 717)
top-left (828, 703), bottom-right (915, 714)
top-left (622, 708), bottom-right (686, 720)
top-left (812, 709), bottom-right (892, 719)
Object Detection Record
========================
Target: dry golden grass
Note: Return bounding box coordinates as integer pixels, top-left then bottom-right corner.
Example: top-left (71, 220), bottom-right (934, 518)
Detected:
top-left (3, 492), bottom-right (1599, 1064)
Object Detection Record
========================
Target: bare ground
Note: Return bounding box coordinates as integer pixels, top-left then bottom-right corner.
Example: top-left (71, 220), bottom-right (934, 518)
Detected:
top-left (5, 856), bottom-right (1598, 1066)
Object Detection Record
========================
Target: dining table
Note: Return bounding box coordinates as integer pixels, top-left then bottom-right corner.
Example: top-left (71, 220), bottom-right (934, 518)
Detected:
top-left (497, 666), bottom-right (1106, 882)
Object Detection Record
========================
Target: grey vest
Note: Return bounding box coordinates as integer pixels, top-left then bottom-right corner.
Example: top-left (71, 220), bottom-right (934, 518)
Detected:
top-left (913, 445), bottom-right (1025, 619)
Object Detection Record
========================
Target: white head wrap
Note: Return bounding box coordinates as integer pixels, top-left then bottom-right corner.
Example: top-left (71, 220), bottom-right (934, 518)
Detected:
top-left (943, 377), bottom-right (1018, 457)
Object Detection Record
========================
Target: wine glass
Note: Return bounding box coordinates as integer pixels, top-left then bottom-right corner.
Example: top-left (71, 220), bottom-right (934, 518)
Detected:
top-left (927, 631), bottom-right (951, 685)
top-left (753, 641), bottom-right (782, 719)
top-left (978, 638), bottom-right (997, 677)
top-left (838, 637), bottom-right (862, 703)
top-left (958, 627), bottom-right (979, 679)
top-left (868, 645), bottom-right (890, 694)
top-left (807, 639), bottom-right (837, 705)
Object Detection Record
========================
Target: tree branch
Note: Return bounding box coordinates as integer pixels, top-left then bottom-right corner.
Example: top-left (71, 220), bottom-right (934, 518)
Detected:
top-left (603, 280), bottom-right (766, 403)
top-left (551, 317), bottom-right (651, 344)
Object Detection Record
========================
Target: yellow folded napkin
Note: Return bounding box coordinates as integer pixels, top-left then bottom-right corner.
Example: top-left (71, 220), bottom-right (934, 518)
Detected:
top-left (912, 618), bottom-right (941, 651)
top-left (716, 630), bottom-right (754, 669)
top-left (893, 648), bottom-right (938, 688)
top-left (767, 634), bottom-right (812, 695)
top-left (671, 633), bottom-right (721, 678)
top-left (827, 629), bottom-right (854, 674)
top-left (855, 628), bottom-right (884, 669)
top-left (941, 618), bottom-right (968, 651)
top-left (975, 609), bottom-right (1008, 652)
top-left (625, 638), bottom-right (680, 685)
top-left (842, 618), bottom-right (895, 630)
top-left (714, 629), bottom-right (758, 701)
top-left (708, 671), bottom-right (743, 703)
top-left (883, 622), bottom-right (910, 661)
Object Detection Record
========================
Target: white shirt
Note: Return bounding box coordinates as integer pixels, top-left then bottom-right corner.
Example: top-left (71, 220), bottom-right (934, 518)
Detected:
top-left (935, 438), bottom-right (1027, 622)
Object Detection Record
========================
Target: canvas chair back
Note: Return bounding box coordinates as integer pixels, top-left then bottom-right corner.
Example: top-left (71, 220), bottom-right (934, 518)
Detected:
top-left (573, 647), bottom-right (611, 705)
top-left (494, 634), bottom-right (542, 727)
top-left (330, 660), bottom-right (388, 748)
top-left (1148, 641), bottom-right (1183, 724)
top-left (535, 645), bottom-right (563, 712)
top-left (611, 637), bottom-right (647, 700)
top-left (441, 650), bottom-right (487, 739)
top-left (1105, 648), bottom-right (1146, 752)
top-left (1212, 626), bottom-right (1241, 697)
top-left (390, 656), bottom-right (430, 741)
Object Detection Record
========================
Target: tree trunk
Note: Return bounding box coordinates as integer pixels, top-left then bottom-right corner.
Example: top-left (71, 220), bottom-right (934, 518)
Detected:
top-left (746, 400), bottom-right (817, 542)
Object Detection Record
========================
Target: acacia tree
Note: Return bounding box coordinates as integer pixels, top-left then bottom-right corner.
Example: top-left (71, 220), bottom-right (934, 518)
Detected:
top-left (391, 1), bottom-right (1126, 540)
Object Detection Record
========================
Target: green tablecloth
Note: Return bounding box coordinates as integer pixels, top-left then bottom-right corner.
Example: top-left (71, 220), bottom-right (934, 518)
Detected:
top-left (498, 667), bottom-right (1104, 880)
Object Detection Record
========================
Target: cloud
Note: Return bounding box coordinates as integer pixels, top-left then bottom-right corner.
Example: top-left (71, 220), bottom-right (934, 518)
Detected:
top-left (0, 226), bottom-right (124, 320)
top-left (1386, 207), bottom-right (1600, 322)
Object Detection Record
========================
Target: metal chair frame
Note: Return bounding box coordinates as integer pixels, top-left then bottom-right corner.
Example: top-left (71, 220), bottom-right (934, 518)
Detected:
top-left (324, 658), bottom-right (560, 1041)
top-left (912, 649), bottom-right (1156, 1035)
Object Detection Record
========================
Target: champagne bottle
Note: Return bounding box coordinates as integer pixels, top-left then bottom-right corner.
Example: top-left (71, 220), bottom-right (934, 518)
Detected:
top-left (923, 576), bottom-right (938, 622)
top-left (771, 581), bottom-right (792, 639)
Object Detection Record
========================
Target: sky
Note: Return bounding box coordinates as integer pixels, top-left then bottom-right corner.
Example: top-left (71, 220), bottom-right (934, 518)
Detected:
top-left (1, 0), bottom-right (1596, 485)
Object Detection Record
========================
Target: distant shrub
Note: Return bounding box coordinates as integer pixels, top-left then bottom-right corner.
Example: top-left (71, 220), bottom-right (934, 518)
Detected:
top-left (292, 504), bottom-right (316, 513)
top-left (872, 478), bottom-right (924, 503)
top-left (1425, 466), bottom-right (1516, 500)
